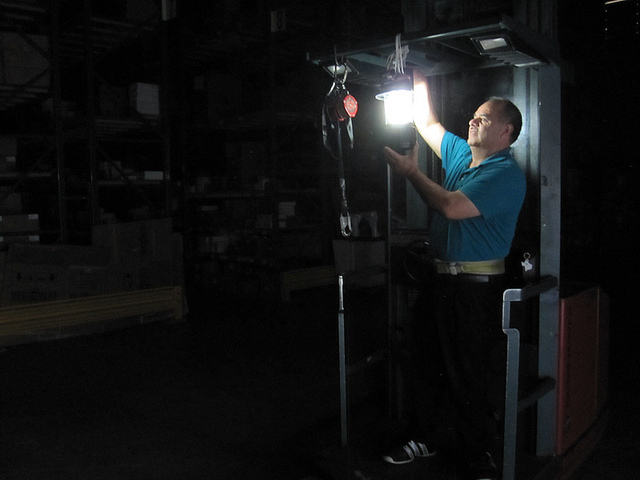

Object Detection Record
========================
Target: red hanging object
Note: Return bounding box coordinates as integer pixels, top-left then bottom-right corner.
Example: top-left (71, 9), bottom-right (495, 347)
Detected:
top-left (342, 94), bottom-right (358, 118)
top-left (325, 84), bottom-right (358, 122)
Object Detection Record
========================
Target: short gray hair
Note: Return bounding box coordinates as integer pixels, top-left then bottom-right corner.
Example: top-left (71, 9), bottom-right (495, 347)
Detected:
top-left (489, 97), bottom-right (522, 144)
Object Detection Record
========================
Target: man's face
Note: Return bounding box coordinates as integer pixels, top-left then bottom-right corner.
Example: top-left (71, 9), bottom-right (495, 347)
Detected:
top-left (467, 101), bottom-right (508, 149)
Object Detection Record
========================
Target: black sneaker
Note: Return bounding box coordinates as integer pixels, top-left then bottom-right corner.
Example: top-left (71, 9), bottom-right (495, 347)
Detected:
top-left (467, 451), bottom-right (498, 480)
top-left (382, 440), bottom-right (437, 464)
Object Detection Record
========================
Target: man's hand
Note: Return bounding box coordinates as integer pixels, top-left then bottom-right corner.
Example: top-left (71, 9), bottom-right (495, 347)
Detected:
top-left (382, 141), bottom-right (480, 220)
top-left (383, 142), bottom-right (420, 179)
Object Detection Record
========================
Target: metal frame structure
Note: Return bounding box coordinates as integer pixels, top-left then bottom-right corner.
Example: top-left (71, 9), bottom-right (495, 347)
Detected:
top-left (308, 15), bottom-right (560, 86)
top-left (312, 13), bottom-right (564, 479)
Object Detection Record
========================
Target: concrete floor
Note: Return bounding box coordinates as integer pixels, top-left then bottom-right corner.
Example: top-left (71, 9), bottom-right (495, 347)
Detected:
top-left (0, 286), bottom-right (637, 480)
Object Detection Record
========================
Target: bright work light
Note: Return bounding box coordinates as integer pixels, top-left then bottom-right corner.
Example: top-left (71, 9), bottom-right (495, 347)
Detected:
top-left (376, 70), bottom-right (416, 151)
top-left (376, 72), bottom-right (413, 125)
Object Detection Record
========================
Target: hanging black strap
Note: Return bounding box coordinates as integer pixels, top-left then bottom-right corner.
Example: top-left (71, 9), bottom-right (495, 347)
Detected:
top-left (322, 89), bottom-right (354, 237)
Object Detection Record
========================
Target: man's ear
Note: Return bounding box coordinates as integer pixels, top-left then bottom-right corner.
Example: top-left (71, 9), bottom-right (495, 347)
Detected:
top-left (502, 123), bottom-right (514, 141)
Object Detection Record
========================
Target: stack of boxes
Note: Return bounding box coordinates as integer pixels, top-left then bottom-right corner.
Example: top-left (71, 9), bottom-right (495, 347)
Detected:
top-left (92, 217), bottom-right (176, 291)
top-left (1, 244), bottom-right (111, 306)
top-left (278, 201), bottom-right (296, 229)
top-left (0, 135), bottom-right (40, 249)
top-left (129, 82), bottom-right (160, 117)
top-left (0, 4), bottom-right (181, 312)
top-left (0, 218), bottom-right (181, 308)
top-left (0, 214), bottom-right (40, 249)
top-left (0, 136), bottom-right (17, 174)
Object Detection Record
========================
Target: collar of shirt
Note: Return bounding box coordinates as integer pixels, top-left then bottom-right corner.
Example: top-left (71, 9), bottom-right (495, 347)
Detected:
top-left (466, 147), bottom-right (512, 171)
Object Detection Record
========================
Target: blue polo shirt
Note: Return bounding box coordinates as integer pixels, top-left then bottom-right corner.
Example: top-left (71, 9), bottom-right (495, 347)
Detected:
top-left (429, 131), bottom-right (526, 262)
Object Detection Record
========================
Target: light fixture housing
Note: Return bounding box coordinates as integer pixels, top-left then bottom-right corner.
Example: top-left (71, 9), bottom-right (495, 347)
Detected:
top-left (471, 32), bottom-right (546, 67)
top-left (375, 72), bottom-right (413, 125)
top-left (375, 70), bottom-right (416, 152)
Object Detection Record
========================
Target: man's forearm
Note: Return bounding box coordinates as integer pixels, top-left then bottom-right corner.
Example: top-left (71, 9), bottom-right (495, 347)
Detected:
top-left (407, 169), bottom-right (480, 220)
top-left (382, 139), bottom-right (480, 220)
top-left (407, 168), bottom-right (450, 215)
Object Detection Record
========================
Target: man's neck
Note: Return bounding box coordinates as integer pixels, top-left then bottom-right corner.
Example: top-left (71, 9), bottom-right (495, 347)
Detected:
top-left (470, 145), bottom-right (508, 168)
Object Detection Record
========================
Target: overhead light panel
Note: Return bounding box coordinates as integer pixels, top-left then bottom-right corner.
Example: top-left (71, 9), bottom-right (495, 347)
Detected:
top-left (477, 36), bottom-right (509, 51)
top-left (471, 32), bottom-right (546, 68)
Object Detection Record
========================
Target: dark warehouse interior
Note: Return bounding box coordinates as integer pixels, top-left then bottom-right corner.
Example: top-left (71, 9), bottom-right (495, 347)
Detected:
top-left (0, 1), bottom-right (638, 479)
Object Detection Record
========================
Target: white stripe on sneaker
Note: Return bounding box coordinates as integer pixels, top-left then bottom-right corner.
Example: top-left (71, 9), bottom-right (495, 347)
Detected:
top-left (411, 440), bottom-right (436, 457)
top-left (407, 441), bottom-right (421, 458)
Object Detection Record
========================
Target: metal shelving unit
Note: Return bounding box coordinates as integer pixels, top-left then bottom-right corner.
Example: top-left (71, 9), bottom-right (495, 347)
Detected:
top-left (0, 1), bottom-right (182, 344)
top-left (0, 0), bottom-right (61, 243)
top-left (0, 0), bottom-right (172, 244)
top-left (172, 6), bottom-right (335, 301)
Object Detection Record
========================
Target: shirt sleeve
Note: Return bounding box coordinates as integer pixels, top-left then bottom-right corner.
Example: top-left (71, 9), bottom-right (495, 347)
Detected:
top-left (440, 131), bottom-right (469, 173)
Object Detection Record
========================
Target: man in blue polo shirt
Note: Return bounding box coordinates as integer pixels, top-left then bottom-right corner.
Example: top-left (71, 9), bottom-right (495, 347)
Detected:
top-left (382, 70), bottom-right (526, 480)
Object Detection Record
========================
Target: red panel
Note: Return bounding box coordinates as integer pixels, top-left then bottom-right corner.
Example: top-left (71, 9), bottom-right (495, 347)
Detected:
top-left (556, 287), bottom-right (609, 454)
top-left (596, 291), bottom-right (610, 412)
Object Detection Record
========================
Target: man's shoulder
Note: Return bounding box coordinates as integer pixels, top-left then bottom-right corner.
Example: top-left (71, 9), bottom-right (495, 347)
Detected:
top-left (486, 150), bottom-right (524, 172)
top-left (441, 131), bottom-right (470, 163)
top-left (442, 130), bottom-right (466, 146)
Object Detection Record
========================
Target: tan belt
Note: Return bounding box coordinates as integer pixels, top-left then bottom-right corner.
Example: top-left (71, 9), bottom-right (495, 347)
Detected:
top-left (435, 258), bottom-right (505, 275)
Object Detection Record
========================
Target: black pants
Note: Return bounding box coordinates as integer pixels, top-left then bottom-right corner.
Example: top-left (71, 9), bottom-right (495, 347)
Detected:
top-left (407, 273), bottom-right (506, 459)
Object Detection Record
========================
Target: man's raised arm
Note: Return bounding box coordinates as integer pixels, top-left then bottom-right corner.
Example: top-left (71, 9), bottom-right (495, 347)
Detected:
top-left (412, 69), bottom-right (446, 159)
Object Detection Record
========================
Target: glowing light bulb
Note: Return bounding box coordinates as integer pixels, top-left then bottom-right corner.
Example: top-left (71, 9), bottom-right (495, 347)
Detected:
top-left (377, 89), bottom-right (413, 125)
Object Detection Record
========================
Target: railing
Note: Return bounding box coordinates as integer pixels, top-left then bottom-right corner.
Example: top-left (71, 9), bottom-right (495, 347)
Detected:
top-left (502, 275), bottom-right (558, 480)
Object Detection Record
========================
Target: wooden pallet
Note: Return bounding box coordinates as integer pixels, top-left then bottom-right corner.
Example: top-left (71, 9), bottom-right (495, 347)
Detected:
top-left (0, 286), bottom-right (182, 346)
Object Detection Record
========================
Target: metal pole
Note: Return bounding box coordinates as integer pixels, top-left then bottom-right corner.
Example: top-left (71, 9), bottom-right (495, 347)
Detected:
top-left (50, 0), bottom-right (67, 242)
top-left (338, 274), bottom-right (348, 446)
top-left (84, 0), bottom-right (98, 225)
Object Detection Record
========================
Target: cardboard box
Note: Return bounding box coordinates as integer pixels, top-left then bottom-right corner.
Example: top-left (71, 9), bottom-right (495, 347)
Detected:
top-left (197, 234), bottom-right (231, 254)
top-left (42, 98), bottom-right (78, 119)
top-left (0, 234), bottom-right (39, 250)
top-left (0, 243), bottom-right (112, 306)
top-left (278, 201), bottom-right (296, 217)
top-left (1, 263), bottom-right (64, 305)
top-left (0, 214), bottom-right (39, 233)
top-left (4, 243), bottom-right (110, 267)
top-left (92, 218), bottom-right (173, 266)
top-left (0, 189), bottom-right (22, 215)
top-left (140, 261), bottom-right (174, 289)
top-left (0, 136), bottom-right (17, 173)
top-left (107, 265), bottom-right (141, 292)
top-left (66, 265), bottom-right (112, 299)
top-left (92, 219), bottom-right (177, 291)
top-left (129, 83), bottom-right (159, 117)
